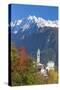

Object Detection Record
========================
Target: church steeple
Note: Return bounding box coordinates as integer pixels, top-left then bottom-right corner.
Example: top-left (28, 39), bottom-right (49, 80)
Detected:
top-left (37, 48), bottom-right (40, 63)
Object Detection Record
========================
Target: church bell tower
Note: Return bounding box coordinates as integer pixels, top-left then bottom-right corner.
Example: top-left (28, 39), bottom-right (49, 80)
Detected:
top-left (37, 48), bottom-right (40, 63)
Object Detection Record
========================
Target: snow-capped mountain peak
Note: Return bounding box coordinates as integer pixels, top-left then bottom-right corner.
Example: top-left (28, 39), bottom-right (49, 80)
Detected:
top-left (10, 15), bottom-right (58, 28)
top-left (10, 19), bottom-right (22, 27)
top-left (27, 15), bottom-right (58, 28)
top-left (10, 15), bottom-right (58, 35)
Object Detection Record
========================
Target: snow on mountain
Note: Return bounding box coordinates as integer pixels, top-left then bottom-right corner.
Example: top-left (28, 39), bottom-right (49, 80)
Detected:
top-left (10, 16), bottom-right (58, 67)
top-left (10, 15), bottom-right (58, 28)
top-left (16, 20), bottom-right (22, 26)
top-left (10, 15), bottom-right (58, 35)
top-left (10, 19), bottom-right (22, 27)
top-left (27, 15), bottom-right (58, 28)
top-left (13, 30), bottom-right (18, 34)
top-left (22, 23), bottom-right (30, 32)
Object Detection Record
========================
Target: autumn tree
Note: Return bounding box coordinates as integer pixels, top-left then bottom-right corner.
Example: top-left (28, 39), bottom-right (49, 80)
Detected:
top-left (47, 69), bottom-right (58, 84)
top-left (11, 45), bottom-right (58, 85)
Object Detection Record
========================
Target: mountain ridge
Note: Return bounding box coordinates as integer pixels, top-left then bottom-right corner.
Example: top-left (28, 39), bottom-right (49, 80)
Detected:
top-left (10, 15), bottom-right (58, 67)
top-left (10, 15), bottom-right (58, 29)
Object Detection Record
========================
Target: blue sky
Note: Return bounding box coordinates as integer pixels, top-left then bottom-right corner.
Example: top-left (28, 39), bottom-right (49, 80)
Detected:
top-left (10, 4), bottom-right (58, 21)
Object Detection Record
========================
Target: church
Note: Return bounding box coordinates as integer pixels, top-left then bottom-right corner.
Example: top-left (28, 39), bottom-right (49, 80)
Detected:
top-left (36, 48), bottom-right (55, 77)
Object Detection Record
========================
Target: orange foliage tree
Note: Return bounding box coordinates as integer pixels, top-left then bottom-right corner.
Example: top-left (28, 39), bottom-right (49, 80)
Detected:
top-left (18, 48), bottom-right (29, 72)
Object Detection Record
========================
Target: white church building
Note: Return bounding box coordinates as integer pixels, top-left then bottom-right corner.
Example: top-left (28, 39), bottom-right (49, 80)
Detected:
top-left (36, 48), bottom-right (55, 77)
